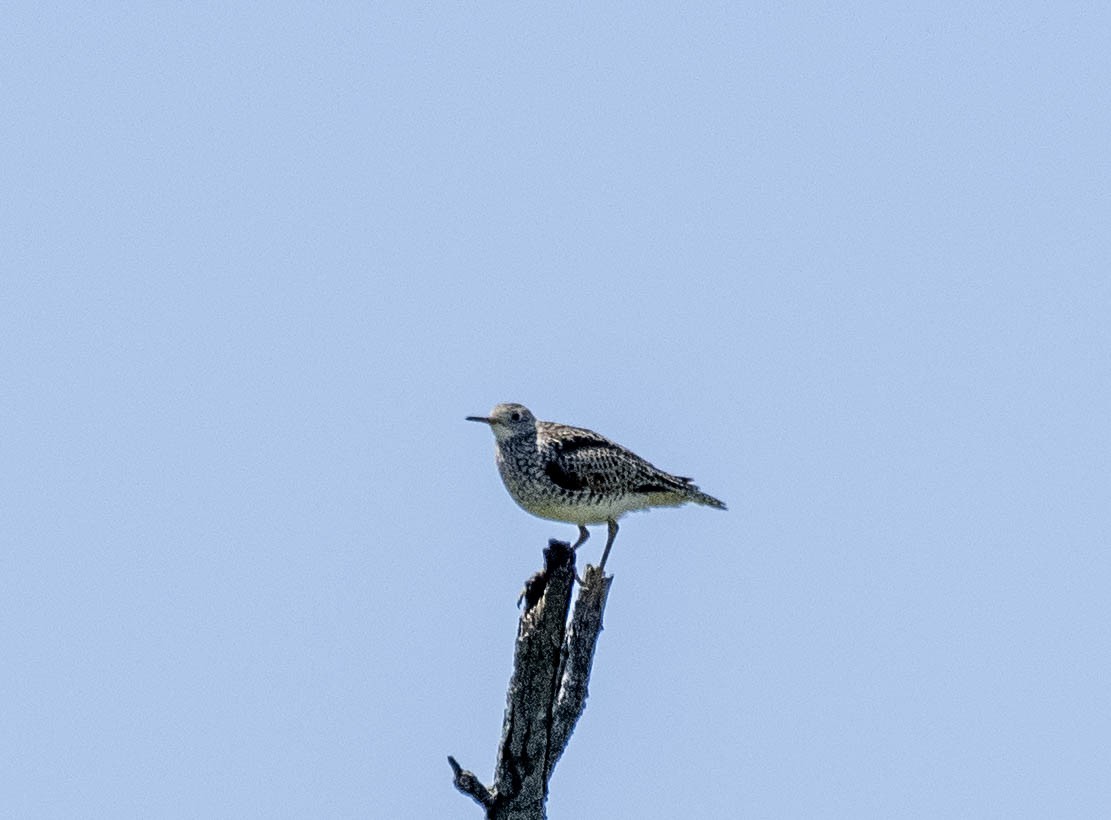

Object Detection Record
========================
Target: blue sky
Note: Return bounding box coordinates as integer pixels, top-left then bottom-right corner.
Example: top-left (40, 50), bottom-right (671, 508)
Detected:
top-left (3, 3), bottom-right (1109, 817)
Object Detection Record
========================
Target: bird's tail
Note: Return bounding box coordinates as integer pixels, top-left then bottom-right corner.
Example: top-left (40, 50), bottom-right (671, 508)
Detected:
top-left (689, 488), bottom-right (727, 510)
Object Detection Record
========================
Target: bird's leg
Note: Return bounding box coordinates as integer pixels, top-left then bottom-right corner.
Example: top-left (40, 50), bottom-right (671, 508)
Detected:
top-left (597, 519), bottom-right (619, 571)
top-left (569, 525), bottom-right (591, 586)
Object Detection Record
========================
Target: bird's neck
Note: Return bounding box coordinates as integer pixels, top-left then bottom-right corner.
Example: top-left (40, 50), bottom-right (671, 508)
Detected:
top-left (495, 431), bottom-right (540, 468)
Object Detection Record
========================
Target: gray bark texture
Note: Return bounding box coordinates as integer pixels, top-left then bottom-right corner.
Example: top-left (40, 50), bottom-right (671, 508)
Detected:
top-left (449, 539), bottom-right (613, 820)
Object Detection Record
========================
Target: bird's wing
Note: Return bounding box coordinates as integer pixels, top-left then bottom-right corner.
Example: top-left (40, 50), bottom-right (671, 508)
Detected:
top-left (539, 424), bottom-right (692, 495)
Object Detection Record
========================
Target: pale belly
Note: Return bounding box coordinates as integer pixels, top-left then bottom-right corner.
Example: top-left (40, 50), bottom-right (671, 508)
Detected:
top-left (514, 493), bottom-right (652, 525)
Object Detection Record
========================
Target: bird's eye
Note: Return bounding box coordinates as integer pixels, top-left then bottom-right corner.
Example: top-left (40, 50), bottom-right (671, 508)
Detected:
top-left (510, 411), bottom-right (521, 422)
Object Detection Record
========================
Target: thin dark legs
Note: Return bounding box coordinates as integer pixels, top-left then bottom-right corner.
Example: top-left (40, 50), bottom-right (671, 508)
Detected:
top-left (569, 521), bottom-right (617, 581)
top-left (598, 519), bottom-right (619, 571)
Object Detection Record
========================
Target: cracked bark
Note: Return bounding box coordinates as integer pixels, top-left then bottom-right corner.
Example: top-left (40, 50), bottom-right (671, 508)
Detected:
top-left (449, 539), bottom-right (613, 820)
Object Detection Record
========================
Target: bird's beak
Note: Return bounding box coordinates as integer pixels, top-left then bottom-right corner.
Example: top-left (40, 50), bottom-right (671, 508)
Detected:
top-left (465, 415), bottom-right (492, 424)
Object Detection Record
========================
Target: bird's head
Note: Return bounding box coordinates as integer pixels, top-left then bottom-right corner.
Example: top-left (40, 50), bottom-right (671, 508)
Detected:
top-left (466, 402), bottom-right (537, 443)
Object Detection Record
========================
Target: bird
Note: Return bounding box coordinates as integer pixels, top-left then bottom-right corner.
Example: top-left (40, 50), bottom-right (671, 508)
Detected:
top-left (466, 403), bottom-right (726, 570)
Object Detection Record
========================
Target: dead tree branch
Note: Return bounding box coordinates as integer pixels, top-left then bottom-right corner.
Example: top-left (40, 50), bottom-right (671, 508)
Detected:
top-left (449, 540), bottom-right (613, 820)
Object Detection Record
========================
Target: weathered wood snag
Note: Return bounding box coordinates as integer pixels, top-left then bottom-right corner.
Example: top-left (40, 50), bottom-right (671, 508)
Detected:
top-left (449, 540), bottom-right (613, 820)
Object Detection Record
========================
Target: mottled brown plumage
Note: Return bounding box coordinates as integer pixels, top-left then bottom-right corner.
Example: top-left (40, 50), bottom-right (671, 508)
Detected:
top-left (466, 403), bottom-right (726, 569)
